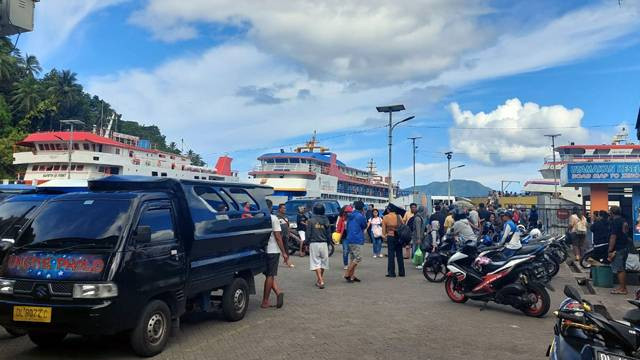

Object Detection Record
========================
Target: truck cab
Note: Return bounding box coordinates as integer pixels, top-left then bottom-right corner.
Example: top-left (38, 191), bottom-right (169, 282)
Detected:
top-left (0, 176), bottom-right (273, 356)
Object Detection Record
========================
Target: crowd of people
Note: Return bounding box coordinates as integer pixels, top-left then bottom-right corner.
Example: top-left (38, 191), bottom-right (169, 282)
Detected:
top-left (259, 198), bottom-right (636, 309)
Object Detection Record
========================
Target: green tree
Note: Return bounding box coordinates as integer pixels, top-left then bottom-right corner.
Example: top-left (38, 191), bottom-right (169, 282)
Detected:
top-left (11, 77), bottom-right (41, 114)
top-left (18, 53), bottom-right (41, 78)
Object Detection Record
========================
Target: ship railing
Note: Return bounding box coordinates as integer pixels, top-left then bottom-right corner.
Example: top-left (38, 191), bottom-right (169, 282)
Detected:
top-left (558, 154), bottom-right (640, 161)
top-left (251, 163), bottom-right (316, 173)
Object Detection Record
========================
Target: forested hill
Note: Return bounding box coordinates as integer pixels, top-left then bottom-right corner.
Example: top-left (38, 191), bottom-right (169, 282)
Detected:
top-left (0, 36), bottom-right (204, 178)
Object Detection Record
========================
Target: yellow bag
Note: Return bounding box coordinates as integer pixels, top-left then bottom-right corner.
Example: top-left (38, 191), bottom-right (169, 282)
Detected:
top-left (332, 232), bottom-right (342, 244)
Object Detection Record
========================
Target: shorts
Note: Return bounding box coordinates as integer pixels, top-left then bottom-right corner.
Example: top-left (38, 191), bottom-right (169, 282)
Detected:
top-left (298, 231), bottom-right (306, 242)
top-left (264, 253), bottom-right (280, 277)
top-left (571, 233), bottom-right (586, 248)
top-left (309, 242), bottom-right (329, 271)
top-left (611, 247), bottom-right (629, 273)
top-left (348, 244), bottom-right (363, 264)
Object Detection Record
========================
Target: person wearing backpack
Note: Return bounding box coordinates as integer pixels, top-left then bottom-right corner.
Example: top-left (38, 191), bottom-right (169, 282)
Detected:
top-left (382, 205), bottom-right (406, 277)
top-left (402, 204), bottom-right (417, 258)
top-left (568, 207), bottom-right (588, 262)
top-left (409, 205), bottom-right (425, 269)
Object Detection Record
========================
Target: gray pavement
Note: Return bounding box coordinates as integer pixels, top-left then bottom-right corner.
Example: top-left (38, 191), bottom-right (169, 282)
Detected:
top-left (0, 244), bottom-right (600, 360)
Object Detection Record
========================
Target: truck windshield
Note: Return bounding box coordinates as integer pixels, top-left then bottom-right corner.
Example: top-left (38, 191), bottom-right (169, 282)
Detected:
top-left (0, 201), bottom-right (41, 239)
top-left (16, 199), bottom-right (132, 249)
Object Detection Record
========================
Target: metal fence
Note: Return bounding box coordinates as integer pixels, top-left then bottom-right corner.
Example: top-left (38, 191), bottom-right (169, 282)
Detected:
top-left (537, 204), bottom-right (576, 237)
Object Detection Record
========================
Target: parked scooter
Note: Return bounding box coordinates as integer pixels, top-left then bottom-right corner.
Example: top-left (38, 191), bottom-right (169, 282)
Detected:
top-left (445, 241), bottom-right (551, 317)
top-left (422, 233), bottom-right (456, 283)
top-left (548, 285), bottom-right (640, 359)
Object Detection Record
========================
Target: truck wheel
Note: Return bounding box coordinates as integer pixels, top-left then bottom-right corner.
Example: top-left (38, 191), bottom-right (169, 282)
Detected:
top-left (28, 331), bottom-right (66, 347)
top-left (222, 277), bottom-right (249, 322)
top-left (130, 300), bottom-right (171, 357)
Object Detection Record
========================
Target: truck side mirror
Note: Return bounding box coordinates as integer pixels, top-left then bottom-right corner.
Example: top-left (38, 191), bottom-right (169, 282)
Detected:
top-left (133, 225), bottom-right (152, 244)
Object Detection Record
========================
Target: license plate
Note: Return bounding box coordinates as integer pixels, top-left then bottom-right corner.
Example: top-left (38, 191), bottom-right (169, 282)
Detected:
top-left (595, 350), bottom-right (634, 360)
top-left (13, 306), bottom-right (52, 323)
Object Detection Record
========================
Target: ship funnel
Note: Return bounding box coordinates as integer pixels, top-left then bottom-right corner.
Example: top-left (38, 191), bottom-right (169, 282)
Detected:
top-left (215, 156), bottom-right (233, 176)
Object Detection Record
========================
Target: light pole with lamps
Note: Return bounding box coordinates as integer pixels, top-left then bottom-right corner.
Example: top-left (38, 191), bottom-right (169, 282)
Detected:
top-left (408, 136), bottom-right (421, 197)
top-left (445, 150), bottom-right (465, 203)
top-left (60, 119), bottom-right (85, 179)
top-left (544, 134), bottom-right (561, 198)
top-left (376, 104), bottom-right (414, 203)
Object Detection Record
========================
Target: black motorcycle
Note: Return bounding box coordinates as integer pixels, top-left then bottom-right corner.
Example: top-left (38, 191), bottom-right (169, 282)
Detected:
top-left (286, 230), bottom-right (335, 257)
top-left (445, 242), bottom-right (551, 317)
top-left (422, 234), bottom-right (456, 283)
top-left (548, 285), bottom-right (640, 359)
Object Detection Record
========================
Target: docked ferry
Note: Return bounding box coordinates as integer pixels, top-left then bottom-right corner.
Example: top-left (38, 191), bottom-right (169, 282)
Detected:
top-left (12, 129), bottom-right (238, 184)
top-left (249, 134), bottom-right (395, 207)
top-left (523, 127), bottom-right (637, 204)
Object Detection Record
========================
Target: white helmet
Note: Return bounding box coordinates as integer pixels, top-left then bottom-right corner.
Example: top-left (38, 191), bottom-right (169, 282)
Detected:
top-left (517, 224), bottom-right (526, 233)
top-left (530, 228), bottom-right (542, 239)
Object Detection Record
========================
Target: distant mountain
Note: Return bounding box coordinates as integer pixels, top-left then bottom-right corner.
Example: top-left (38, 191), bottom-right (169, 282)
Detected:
top-left (404, 180), bottom-right (493, 198)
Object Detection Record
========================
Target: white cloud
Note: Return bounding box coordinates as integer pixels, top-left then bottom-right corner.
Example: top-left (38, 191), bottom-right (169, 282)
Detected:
top-left (87, 43), bottom-right (406, 159)
top-left (433, 2), bottom-right (640, 86)
top-left (20, 0), bottom-right (125, 63)
top-left (448, 98), bottom-right (589, 165)
top-left (129, 0), bottom-right (492, 84)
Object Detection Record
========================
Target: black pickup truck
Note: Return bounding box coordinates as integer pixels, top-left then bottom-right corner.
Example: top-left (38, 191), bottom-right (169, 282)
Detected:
top-left (0, 176), bottom-right (273, 356)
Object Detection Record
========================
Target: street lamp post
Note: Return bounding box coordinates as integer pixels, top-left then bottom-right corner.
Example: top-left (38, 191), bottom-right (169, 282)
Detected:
top-left (60, 120), bottom-right (85, 179)
top-left (445, 150), bottom-right (465, 204)
top-left (408, 136), bottom-right (421, 197)
top-left (376, 104), bottom-right (414, 203)
top-left (544, 134), bottom-right (561, 198)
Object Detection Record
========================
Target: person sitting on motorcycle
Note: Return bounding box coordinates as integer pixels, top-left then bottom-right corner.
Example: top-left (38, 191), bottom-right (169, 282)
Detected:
top-left (447, 208), bottom-right (477, 246)
top-left (499, 210), bottom-right (522, 258)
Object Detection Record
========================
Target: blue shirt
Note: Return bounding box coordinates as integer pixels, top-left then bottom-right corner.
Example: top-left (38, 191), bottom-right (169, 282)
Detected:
top-left (346, 211), bottom-right (367, 245)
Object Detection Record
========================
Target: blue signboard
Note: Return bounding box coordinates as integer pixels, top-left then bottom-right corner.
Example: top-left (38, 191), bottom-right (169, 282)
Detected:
top-left (562, 163), bottom-right (640, 185)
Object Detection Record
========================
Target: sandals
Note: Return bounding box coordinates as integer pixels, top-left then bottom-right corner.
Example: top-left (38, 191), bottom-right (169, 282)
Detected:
top-left (276, 293), bottom-right (284, 308)
top-left (610, 289), bottom-right (628, 295)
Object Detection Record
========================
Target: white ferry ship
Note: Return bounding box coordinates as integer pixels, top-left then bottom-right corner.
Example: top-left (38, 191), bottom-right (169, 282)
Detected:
top-left (249, 134), bottom-right (395, 207)
top-left (12, 129), bottom-right (238, 184)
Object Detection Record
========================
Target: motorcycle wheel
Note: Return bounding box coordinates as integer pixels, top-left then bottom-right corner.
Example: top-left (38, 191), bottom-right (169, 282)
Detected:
top-left (521, 283), bottom-right (550, 318)
top-left (328, 242), bottom-right (335, 257)
top-left (423, 258), bottom-right (446, 283)
top-left (544, 254), bottom-right (560, 278)
top-left (551, 245), bottom-right (568, 263)
top-left (444, 276), bottom-right (468, 303)
top-left (579, 249), bottom-right (594, 269)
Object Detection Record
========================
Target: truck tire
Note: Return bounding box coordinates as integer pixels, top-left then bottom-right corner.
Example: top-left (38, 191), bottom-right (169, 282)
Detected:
top-left (28, 331), bottom-right (66, 347)
top-left (222, 277), bottom-right (249, 322)
top-left (130, 300), bottom-right (171, 357)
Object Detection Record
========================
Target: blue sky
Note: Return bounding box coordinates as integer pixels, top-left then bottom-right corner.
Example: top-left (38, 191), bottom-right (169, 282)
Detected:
top-left (15, 0), bottom-right (640, 190)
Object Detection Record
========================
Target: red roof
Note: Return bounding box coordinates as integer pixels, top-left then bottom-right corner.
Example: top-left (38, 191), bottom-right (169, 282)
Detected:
top-left (18, 131), bottom-right (158, 153)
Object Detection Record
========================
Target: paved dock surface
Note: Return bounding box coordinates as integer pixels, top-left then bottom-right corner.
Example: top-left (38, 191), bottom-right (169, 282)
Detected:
top-left (0, 245), bottom-right (611, 360)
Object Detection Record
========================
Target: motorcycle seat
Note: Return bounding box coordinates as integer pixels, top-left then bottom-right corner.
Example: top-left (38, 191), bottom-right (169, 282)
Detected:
top-left (623, 308), bottom-right (640, 326)
top-left (515, 245), bottom-right (542, 255)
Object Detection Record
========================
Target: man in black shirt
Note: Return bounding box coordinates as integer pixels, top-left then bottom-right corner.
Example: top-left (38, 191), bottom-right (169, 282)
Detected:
top-left (307, 203), bottom-right (332, 288)
top-left (608, 206), bottom-right (630, 295)
top-left (478, 203), bottom-right (491, 224)
top-left (296, 206), bottom-right (308, 256)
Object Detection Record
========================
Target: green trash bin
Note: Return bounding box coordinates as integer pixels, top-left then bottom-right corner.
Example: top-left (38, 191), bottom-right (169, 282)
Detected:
top-left (591, 265), bottom-right (613, 288)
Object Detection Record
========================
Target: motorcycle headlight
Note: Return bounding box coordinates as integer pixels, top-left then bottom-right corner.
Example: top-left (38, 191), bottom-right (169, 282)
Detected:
top-left (0, 279), bottom-right (15, 295)
top-left (73, 283), bottom-right (118, 299)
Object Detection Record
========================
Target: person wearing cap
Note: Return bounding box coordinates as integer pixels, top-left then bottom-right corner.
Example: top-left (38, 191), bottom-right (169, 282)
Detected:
top-left (499, 210), bottom-right (521, 258)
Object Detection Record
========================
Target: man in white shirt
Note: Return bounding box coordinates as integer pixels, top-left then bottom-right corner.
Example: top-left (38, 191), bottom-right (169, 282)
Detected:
top-left (262, 199), bottom-right (289, 309)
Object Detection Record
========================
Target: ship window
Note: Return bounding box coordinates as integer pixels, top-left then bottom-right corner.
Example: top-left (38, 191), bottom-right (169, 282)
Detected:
top-left (83, 143), bottom-right (89, 151)
top-left (228, 188), bottom-right (260, 211)
top-left (301, 159), bottom-right (307, 163)
top-left (38, 144), bottom-right (44, 151)
top-left (594, 149), bottom-right (610, 155)
top-left (55, 143), bottom-right (62, 150)
top-left (93, 156), bottom-right (99, 161)
top-left (98, 166), bottom-right (105, 173)
top-left (115, 148), bottom-right (120, 155)
top-left (61, 165), bottom-right (67, 171)
top-left (290, 158), bottom-right (300, 163)
top-left (37, 166), bottom-right (44, 171)
top-left (151, 171), bottom-right (158, 176)
top-left (194, 176), bottom-right (200, 179)
top-left (32, 165), bottom-right (38, 171)
top-left (62, 143), bottom-right (68, 150)
top-left (45, 165), bottom-right (53, 171)
top-left (275, 158), bottom-right (287, 163)
top-left (73, 143), bottom-right (79, 150)
top-left (53, 165), bottom-right (60, 171)
top-left (76, 165), bottom-right (84, 171)
top-left (266, 159), bottom-right (275, 163)
top-left (161, 172), bottom-right (167, 177)
top-left (43, 144), bottom-right (50, 150)
top-left (70, 165), bottom-right (76, 171)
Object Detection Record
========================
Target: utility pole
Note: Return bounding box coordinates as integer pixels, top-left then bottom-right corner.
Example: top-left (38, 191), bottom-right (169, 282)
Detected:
top-left (408, 136), bottom-right (422, 196)
top-left (60, 120), bottom-right (85, 179)
top-left (544, 134), bottom-right (562, 199)
top-left (445, 151), bottom-right (452, 203)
